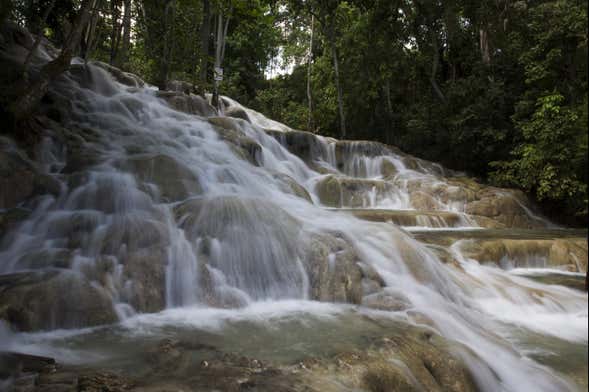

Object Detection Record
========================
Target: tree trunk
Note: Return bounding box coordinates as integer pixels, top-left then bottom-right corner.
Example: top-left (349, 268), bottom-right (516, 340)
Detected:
top-left (329, 31), bottom-right (346, 139)
top-left (306, 15), bottom-right (315, 132)
top-left (212, 12), bottom-right (223, 109)
top-left (10, 0), bottom-right (93, 122)
top-left (212, 4), bottom-right (232, 110)
top-left (23, 0), bottom-right (57, 80)
top-left (81, 0), bottom-right (100, 60)
top-left (156, 0), bottom-right (175, 90)
top-left (479, 27), bottom-right (491, 65)
top-left (430, 33), bottom-right (446, 103)
top-left (384, 79), bottom-right (393, 144)
top-left (115, 0), bottom-right (132, 68)
top-left (109, 0), bottom-right (122, 65)
top-left (199, 0), bottom-right (211, 96)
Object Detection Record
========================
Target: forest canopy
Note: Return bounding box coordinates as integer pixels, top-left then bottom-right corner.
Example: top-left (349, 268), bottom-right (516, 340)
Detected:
top-left (2, 0), bottom-right (588, 224)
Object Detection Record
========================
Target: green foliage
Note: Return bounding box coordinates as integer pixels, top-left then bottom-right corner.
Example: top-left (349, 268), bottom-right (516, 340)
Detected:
top-left (491, 94), bottom-right (588, 217)
top-left (6, 0), bottom-right (588, 222)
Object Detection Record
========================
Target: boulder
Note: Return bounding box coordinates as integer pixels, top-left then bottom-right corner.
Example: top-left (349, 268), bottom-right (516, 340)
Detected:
top-left (92, 61), bottom-right (145, 88)
top-left (0, 207), bottom-right (29, 239)
top-left (117, 154), bottom-right (202, 202)
top-left (209, 117), bottom-right (263, 165)
top-left (165, 79), bottom-right (194, 94)
top-left (360, 333), bottom-right (478, 392)
top-left (315, 175), bottom-right (395, 208)
top-left (225, 107), bottom-right (251, 122)
top-left (265, 129), bottom-right (325, 163)
top-left (122, 247), bottom-right (167, 313)
top-left (156, 91), bottom-right (217, 117)
top-left (0, 139), bottom-right (60, 209)
top-left (362, 291), bottom-right (412, 311)
top-left (0, 270), bottom-right (117, 331)
top-left (175, 196), bottom-right (305, 301)
top-left (334, 140), bottom-right (390, 170)
top-left (303, 231), bottom-right (364, 304)
top-left (409, 191), bottom-right (442, 211)
top-left (381, 158), bottom-right (399, 178)
top-left (272, 172), bottom-right (313, 203)
top-left (465, 189), bottom-right (542, 229)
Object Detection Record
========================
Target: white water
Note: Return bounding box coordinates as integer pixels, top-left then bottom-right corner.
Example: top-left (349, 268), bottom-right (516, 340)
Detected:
top-left (0, 61), bottom-right (586, 391)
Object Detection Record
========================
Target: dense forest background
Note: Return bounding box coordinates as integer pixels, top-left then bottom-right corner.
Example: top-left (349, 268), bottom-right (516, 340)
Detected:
top-left (1, 0), bottom-right (587, 224)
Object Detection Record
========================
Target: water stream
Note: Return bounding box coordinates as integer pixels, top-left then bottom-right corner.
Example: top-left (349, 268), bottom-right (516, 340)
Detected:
top-left (0, 59), bottom-right (586, 391)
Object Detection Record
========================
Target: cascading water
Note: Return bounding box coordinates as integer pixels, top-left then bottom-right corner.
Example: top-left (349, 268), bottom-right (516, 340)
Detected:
top-left (0, 35), bottom-right (587, 392)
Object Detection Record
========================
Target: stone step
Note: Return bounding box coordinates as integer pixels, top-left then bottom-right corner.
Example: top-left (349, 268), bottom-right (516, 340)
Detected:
top-left (411, 228), bottom-right (588, 273)
top-left (328, 208), bottom-right (474, 228)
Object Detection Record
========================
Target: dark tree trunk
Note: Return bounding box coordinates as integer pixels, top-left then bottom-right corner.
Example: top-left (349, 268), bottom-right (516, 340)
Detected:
top-left (23, 0), bottom-right (57, 80)
top-left (199, 0), bottom-right (211, 96)
top-left (479, 27), bottom-right (491, 65)
top-left (329, 30), bottom-right (346, 139)
top-left (430, 32), bottom-right (446, 103)
top-left (81, 0), bottom-right (101, 60)
top-left (115, 0), bottom-right (132, 68)
top-left (156, 0), bottom-right (176, 90)
top-left (10, 0), bottom-right (93, 122)
top-left (306, 15), bottom-right (315, 132)
top-left (109, 0), bottom-right (122, 65)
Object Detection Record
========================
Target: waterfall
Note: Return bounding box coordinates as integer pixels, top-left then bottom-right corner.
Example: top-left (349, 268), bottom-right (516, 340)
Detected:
top-left (0, 53), bottom-right (586, 391)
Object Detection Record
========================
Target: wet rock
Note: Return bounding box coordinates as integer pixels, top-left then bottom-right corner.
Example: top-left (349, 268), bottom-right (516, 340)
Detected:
top-left (225, 107), bottom-right (251, 122)
top-left (77, 372), bottom-right (134, 391)
top-left (100, 215), bottom-right (171, 254)
top-left (0, 270), bottom-right (117, 331)
top-left (363, 363), bottom-right (419, 392)
top-left (271, 172), bottom-right (312, 203)
top-left (381, 159), bottom-right (399, 178)
top-left (0, 139), bottom-right (59, 209)
top-left (117, 153), bottom-right (202, 202)
top-left (92, 61), bottom-right (145, 88)
top-left (465, 189), bottom-right (541, 229)
top-left (362, 291), bottom-right (411, 312)
top-left (303, 231), bottom-right (363, 304)
top-left (15, 249), bottom-right (73, 271)
top-left (424, 235), bottom-right (589, 272)
top-left (156, 91), bottom-right (216, 117)
top-left (265, 129), bottom-right (325, 163)
top-left (334, 141), bottom-right (391, 169)
top-left (175, 196), bottom-right (305, 302)
top-left (0, 352), bottom-right (56, 378)
top-left (409, 191), bottom-right (442, 211)
top-left (367, 334), bottom-right (478, 392)
top-left (122, 247), bottom-right (167, 313)
top-left (165, 79), bottom-right (194, 94)
top-left (210, 117), bottom-right (263, 165)
top-left (315, 175), bottom-right (395, 208)
top-left (341, 209), bottom-right (464, 228)
top-left (0, 207), bottom-right (29, 238)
